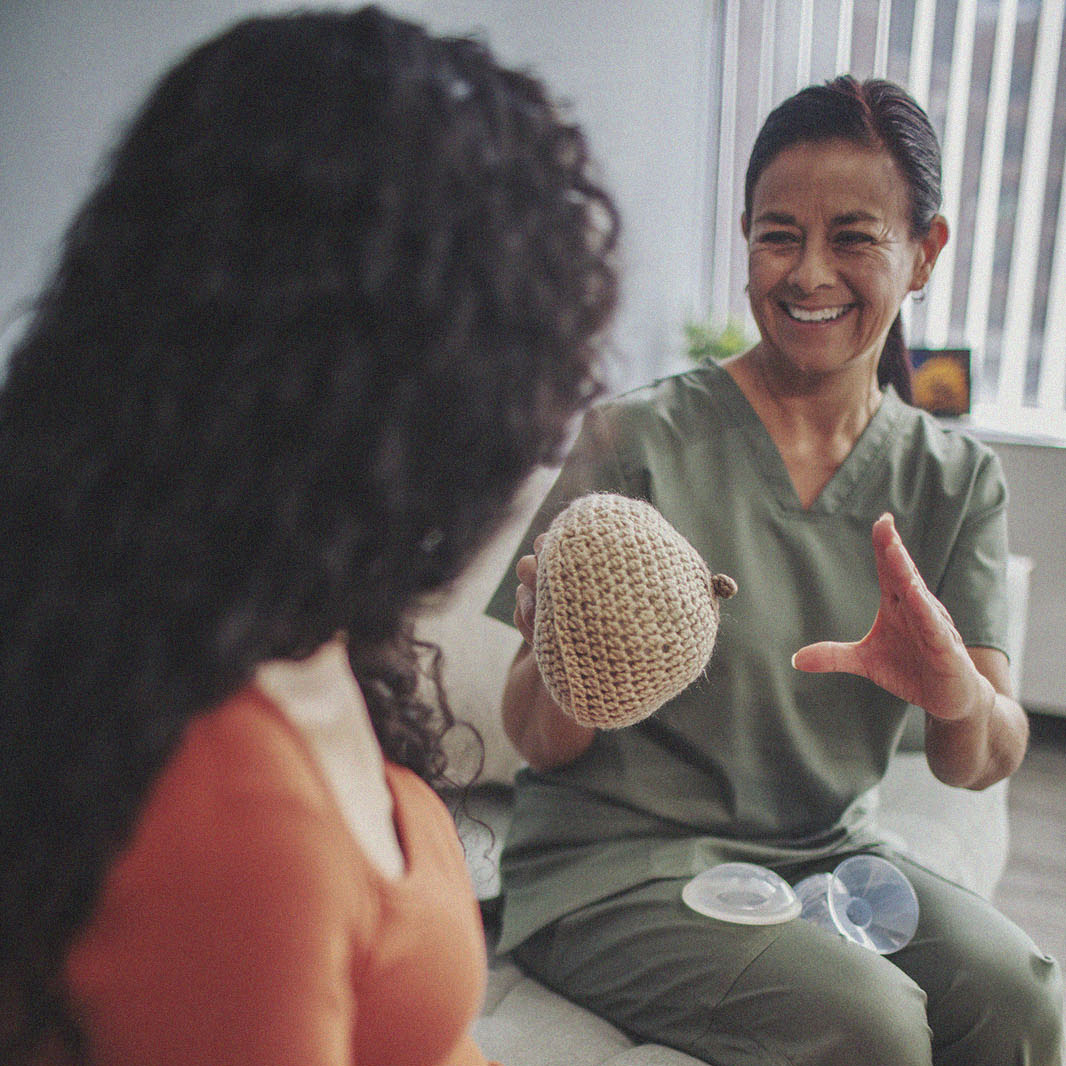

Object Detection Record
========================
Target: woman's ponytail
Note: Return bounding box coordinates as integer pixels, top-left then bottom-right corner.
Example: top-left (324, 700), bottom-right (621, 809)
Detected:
top-left (878, 313), bottom-right (913, 403)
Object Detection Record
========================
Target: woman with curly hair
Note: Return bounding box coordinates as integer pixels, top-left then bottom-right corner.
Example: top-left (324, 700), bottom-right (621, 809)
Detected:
top-left (0, 8), bottom-right (618, 1064)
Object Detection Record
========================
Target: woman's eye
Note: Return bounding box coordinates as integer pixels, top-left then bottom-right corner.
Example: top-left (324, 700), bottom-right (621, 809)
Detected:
top-left (835, 230), bottom-right (875, 246)
top-left (757, 230), bottom-right (798, 245)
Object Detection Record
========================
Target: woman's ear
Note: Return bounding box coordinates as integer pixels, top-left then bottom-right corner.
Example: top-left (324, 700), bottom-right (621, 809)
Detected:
top-left (912, 214), bottom-right (949, 291)
top-left (740, 212), bottom-right (750, 240)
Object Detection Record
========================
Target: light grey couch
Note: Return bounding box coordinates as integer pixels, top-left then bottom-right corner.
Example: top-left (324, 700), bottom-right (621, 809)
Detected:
top-left (421, 469), bottom-right (1031, 1066)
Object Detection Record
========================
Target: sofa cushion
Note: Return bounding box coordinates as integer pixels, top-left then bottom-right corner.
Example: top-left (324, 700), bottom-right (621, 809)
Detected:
top-left (877, 756), bottom-right (1009, 898)
top-left (475, 956), bottom-right (706, 1066)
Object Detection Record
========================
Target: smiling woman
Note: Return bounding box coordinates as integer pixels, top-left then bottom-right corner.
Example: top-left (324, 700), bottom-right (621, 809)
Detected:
top-left (733, 136), bottom-right (948, 508)
top-left (742, 140), bottom-right (946, 392)
top-left (739, 78), bottom-right (947, 408)
top-left (486, 75), bottom-right (1063, 1066)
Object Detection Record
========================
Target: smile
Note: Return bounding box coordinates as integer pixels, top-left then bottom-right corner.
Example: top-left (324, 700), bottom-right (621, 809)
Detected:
top-left (783, 303), bottom-right (854, 323)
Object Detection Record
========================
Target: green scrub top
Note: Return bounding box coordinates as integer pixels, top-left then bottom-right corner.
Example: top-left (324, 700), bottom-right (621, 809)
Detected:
top-left (485, 360), bottom-right (1009, 953)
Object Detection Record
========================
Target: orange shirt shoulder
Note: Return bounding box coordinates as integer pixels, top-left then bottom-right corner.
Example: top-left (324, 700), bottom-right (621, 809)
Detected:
top-left (64, 686), bottom-right (498, 1066)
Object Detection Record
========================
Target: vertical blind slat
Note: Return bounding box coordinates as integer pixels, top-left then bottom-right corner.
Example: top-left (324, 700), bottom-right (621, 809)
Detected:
top-left (694, 0), bottom-right (718, 325)
top-left (758, 0), bottom-right (778, 127)
top-left (710, 0), bottom-right (742, 325)
top-left (998, 0), bottom-right (1065, 407)
top-left (836, 0), bottom-right (854, 73)
top-left (908, 0), bottom-right (938, 108)
top-left (874, 0), bottom-right (893, 76)
top-left (923, 0), bottom-right (977, 348)
top-left (797, 0), bottom-right (815, 89)
top-left (964, 0), bottom-right (1018, 388)
top-left (1037, 134), bottom-right (1066, 410)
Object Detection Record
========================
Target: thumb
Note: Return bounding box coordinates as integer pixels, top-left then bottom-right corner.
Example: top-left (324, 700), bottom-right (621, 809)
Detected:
top-left (791, 641), bottom-right (862, 675)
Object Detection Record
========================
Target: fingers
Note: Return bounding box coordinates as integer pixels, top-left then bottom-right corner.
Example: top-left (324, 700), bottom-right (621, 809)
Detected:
top-left (515, 535), bottom-right (546, 593)
top-left (874, 514), bottom-right (938, 632)
top-left (874, 513), bottom-right (958, 644)
top-left (515, 552), bottom-right (538, 589)
top-left (513, 556), bottom-right (536, 642)
top-left (873, 513), bottom-right (929, 601)
top-left (872, 512), bottom-right (908, 591)
top-left (514, 585), bottom-right (536, 641)
top-left (513, 536), bottom-right (546, 644)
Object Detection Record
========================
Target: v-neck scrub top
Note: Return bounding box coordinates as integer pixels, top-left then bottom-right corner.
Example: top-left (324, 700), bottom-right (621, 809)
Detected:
top-left (485, 360), bottom-right (1009, 953)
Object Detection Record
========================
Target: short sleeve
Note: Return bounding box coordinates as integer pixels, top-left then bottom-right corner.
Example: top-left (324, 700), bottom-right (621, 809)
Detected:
top-left (483, 405), bottom-right (630, 626)
top-left (937, 448), bottom-right (1010, 655)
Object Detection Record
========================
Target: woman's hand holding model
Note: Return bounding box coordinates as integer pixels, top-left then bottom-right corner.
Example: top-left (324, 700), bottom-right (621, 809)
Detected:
top-left (504, 536), bottom-right (597, 770)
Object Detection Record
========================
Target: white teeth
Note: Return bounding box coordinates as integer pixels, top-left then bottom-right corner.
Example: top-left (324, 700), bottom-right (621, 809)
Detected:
top-left (786, 304), bottom-right (850, 322)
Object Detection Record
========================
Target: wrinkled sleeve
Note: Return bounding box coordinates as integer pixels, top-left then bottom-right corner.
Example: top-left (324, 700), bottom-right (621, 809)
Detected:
top-left (937, 448), bottom-right (1010, 657)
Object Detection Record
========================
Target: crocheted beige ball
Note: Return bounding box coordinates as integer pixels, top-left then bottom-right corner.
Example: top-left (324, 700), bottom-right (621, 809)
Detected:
top-left (533, 493), bottom-right (737, 729)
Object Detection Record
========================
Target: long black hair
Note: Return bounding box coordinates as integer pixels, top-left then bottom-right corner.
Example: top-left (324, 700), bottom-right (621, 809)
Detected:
top-left (745, 75), bottom-right (943, 401)
top-left (0, 7), bottom-right (618, 1059)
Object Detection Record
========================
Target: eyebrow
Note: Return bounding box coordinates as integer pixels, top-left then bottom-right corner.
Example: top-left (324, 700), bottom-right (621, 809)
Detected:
top-left (753, 209), bottom-right (882, 227)
top-left (833, 210), bottom-right (882, 226)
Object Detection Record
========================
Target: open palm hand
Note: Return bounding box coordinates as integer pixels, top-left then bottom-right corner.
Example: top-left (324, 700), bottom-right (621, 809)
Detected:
top-left (792, 513), bottom-right (984, 722)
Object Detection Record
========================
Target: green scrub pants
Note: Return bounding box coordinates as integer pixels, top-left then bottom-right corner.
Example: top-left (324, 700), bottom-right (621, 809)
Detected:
top-left (511, 852), bottom-right (1063, 1066)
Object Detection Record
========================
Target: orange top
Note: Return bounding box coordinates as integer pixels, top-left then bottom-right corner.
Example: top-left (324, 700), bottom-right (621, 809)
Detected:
top-left (62, 685), bottom-right (499, 1066)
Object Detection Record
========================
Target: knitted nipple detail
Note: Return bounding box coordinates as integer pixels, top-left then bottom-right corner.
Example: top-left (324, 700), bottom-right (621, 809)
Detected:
top-left (533, 493), bottom-right (737, 729)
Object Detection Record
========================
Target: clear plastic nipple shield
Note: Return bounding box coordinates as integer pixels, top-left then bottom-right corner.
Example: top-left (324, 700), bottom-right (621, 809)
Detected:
top-left (682, 863), bottom-right (802, 925)
top-left (683, 855), bottom-right (919, 954)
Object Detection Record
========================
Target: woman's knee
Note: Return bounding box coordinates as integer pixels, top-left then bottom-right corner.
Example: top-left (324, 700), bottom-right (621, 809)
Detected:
top-left (1008, 950), bottom-right (1065, 1065)
top-left (897, 863), bottom-right (1063, 1064)
top-left (940, 946), bottom-right (1063, 1066)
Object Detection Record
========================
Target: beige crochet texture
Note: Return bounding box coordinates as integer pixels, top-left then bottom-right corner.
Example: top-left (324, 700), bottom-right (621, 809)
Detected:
top-left (534, 493), bottom-right (737, 729)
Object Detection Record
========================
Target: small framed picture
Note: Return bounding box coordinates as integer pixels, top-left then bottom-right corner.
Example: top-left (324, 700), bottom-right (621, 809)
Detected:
top-left (909, 347), bottom-right (971, 417)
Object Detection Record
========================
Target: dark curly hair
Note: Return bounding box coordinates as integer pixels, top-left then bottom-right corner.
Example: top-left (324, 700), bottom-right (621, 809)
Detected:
top-left (745, 75), bottom-right (943, 402)
top-left (0, 7), bottom-right (618, 1059)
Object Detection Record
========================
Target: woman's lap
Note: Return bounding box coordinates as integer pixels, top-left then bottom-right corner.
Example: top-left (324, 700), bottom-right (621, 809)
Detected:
top-left (511, 855), bottom-right (1062, 1066)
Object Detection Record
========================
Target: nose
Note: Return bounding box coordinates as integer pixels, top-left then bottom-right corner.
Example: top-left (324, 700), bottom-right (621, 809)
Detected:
top-left (788, 236), bottom-right (835, 294)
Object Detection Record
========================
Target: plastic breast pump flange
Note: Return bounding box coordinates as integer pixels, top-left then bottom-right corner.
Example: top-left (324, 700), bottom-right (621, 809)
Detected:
top-left (794, 855), bottom-right (919, 955)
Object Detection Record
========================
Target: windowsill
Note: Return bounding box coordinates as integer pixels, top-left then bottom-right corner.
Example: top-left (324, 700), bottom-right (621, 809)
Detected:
top-left (938, 403), bottom-right (1066, 449)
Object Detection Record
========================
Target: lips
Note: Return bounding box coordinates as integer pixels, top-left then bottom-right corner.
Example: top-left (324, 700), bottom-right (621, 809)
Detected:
top-left (783, 303), bottom-right (854, 323)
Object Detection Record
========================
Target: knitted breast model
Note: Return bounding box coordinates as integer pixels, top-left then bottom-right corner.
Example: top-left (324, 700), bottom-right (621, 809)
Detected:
top-left (533, 493), bottom-right (737, 729)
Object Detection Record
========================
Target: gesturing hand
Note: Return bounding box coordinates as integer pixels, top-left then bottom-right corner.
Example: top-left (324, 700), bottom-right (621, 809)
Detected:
top-left (791, 513), bottom-right (988, 723)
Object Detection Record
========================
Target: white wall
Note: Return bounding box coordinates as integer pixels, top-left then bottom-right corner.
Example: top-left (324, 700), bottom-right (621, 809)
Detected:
top-left (1, 0), bottom-right (1062, 713)
top-left (990, 441), bottom-right (1066, 715)
top-left (0, 0), bottom-right (710, 390)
